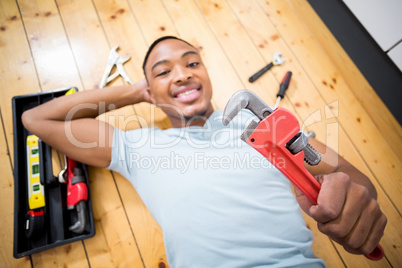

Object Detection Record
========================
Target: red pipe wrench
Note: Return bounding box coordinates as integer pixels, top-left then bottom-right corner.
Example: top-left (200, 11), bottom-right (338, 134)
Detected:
top-left (222, 90), bottom-right (384, 261)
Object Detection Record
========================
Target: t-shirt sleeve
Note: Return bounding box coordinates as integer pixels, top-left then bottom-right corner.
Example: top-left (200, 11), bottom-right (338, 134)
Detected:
top-left (106, 127), bottom-right (150, 181)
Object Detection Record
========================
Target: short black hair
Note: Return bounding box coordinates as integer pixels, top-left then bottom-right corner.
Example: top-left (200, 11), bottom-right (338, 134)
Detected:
top-left (142, 36), bottom-right (196, 77)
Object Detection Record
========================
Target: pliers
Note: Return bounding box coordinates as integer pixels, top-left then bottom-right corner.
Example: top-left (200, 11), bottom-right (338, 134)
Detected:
top-left (100, 45), bottom-right (134, 88)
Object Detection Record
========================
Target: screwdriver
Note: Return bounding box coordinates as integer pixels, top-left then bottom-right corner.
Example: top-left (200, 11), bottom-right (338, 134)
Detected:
top-left (274, 71), bottom-right (292, 109)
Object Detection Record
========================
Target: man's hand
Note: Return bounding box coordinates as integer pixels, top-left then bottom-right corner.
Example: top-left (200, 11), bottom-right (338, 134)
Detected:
top-left (294, 172), bottom-right (387, 255)
top-left (22, 81), bottom-right (152, 168)
top-left (136, 78), bottom-right (152, 103)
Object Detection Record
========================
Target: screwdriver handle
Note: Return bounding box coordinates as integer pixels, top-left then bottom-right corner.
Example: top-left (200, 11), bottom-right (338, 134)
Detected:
top-left (277, 71), bottom-right (292, 98)
top-left (248, 62), bottom-right (274, 83)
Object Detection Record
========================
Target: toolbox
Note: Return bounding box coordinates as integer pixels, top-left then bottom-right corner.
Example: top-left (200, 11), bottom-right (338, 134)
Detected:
top-left (12, 87), bottom-right (95, 258)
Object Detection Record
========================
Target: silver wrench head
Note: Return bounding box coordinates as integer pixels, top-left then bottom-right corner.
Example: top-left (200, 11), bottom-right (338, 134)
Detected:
top-left (222, 90), bottom-right (274, 125)
top-left (272, 51), bottom-right (285, 65)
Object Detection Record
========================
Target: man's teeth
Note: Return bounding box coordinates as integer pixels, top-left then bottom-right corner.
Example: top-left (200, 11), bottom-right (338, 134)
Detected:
top-left (177, 89), bottom-right (197, 97)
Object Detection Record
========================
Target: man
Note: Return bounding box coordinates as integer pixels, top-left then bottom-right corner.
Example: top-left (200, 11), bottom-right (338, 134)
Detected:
top-left (22, 36), bottom-right (386, 267)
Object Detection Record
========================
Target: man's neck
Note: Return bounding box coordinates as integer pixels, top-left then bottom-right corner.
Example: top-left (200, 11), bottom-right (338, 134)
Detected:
top-left (169, 107), bottom-right (215, 128)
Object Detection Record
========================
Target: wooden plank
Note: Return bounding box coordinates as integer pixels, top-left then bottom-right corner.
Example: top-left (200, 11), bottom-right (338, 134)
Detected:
top-left (17, 0), bottom-right (82, 92)
top-left (0, 115), bottom-right (31, 267)
top-left (290, 0), bottom-right (402, 160)
top-left (31, 241), bottom-right (88, 268)
top-left (0, 0), bottom-right (41, 162)
top-left (55, 0), bottom-right (110, 90)
top-left (81, 221), bottom-right (114, 267)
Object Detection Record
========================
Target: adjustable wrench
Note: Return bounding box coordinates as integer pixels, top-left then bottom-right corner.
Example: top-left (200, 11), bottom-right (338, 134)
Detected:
top-left (249, 52), bottom-right (285, 83)
top-left (222, 89), bottom-right (384, 260)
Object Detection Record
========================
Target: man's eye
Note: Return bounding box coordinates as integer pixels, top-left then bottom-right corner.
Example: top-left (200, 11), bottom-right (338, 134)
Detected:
top-left (188, 62), bottom-right (199, 68)
top-left (156, 70), bottom-right (170, 77)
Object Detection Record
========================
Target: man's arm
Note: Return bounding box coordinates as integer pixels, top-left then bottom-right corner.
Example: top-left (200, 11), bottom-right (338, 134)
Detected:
top-left (22, 79), bottom-right (150, 168)
top-left (295, 138), bottom-right (387, 255)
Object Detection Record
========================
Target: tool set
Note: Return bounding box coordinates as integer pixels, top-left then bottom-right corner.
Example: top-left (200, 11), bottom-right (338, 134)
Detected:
top-left (12, 87), bottom-right (95, 258)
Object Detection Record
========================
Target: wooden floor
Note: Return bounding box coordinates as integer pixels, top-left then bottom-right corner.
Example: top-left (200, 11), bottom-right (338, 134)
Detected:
top-left (1, 0), bottom-right (401, 267)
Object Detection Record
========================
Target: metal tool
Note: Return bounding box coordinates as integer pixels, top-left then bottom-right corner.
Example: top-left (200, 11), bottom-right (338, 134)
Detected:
top-left (274, 71), bottom-right (292, 109)
top-left (248, 52), bottom-right (285, 83)
top-left (222, 89), bottom-right (384, 261)
top-left (223, 89), bottom-right (321, 201)
top-left (100, 45), bottom-right (134, 88)
top-left (59, 157), bottom-right (88, 234)
top-left (58, 154), bottom-right (68, 183)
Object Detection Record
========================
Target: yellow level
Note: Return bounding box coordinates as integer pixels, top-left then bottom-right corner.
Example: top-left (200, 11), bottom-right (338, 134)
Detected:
top-left (26, 135), bottom-right (45, 209)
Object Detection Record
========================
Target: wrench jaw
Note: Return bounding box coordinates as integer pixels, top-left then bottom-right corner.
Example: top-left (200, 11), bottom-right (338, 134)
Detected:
top-left (240, 120), bottom-right (259, 142)
top-left (272, 51), bottom-right (285, 66)
top-left (69, 200), bottom-right (88, 234)
top-left (222, 90), bottom-right (274, 126)
top-left (223, 90), bottom-right (321, 166)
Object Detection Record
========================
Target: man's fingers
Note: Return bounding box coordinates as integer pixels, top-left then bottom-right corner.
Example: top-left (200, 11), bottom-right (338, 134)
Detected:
top-left (310, 173), bottom-right (350, 223)
top-left (345, 200), bottom-right (380, 249)
top-left (316, 181), bottom-right (370, 239)
top-left (344, 206), bottom-right (387, 255)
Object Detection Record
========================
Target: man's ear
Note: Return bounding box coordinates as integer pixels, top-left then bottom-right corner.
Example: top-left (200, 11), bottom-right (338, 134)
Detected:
top-left (147, 87), bottom-right (156, 104)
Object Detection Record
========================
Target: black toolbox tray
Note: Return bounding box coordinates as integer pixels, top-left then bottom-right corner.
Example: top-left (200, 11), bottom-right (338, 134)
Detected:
top-left (12, 87), bottom-right (95, 258)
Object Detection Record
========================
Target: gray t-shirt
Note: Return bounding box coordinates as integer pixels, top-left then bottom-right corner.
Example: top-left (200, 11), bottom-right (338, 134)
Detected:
top-left (108, 110), bottom-right (325, 267)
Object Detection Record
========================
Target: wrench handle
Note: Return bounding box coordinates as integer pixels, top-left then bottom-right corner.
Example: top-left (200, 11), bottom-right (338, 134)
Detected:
top-left (248, 62), bottom-right (274, 83)
top-left (246, 108), bottom-right (320, 203)
top-left (247, 108), bottom-right (384, 261)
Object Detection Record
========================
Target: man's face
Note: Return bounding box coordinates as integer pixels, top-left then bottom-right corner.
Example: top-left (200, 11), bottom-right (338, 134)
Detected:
top-left (145, 39), bottom-right (213, 127)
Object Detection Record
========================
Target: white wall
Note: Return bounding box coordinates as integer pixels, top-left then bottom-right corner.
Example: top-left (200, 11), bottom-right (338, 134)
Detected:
top-left (343, 0), bottom-right (402, 71)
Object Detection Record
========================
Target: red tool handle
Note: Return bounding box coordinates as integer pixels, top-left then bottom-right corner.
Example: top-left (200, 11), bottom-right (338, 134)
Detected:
top-left (246, 107), bottom-right (384, 261)
top-left (66, 158), bottom-right (88, 209)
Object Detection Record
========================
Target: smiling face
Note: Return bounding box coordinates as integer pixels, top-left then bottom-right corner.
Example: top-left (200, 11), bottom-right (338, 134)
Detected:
top-left (144, 38), bottom-right (214, 127)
